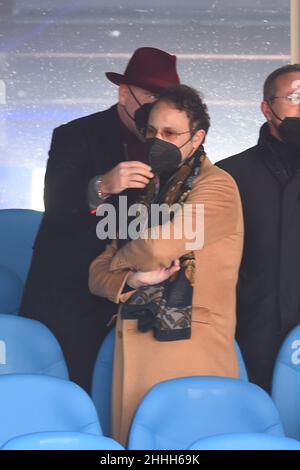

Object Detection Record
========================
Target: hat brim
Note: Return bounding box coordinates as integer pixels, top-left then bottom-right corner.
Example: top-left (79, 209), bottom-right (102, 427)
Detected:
top-left (105, 72), bottom-right (128, 86)
top-left (105, 72), bottom-right (175, 93)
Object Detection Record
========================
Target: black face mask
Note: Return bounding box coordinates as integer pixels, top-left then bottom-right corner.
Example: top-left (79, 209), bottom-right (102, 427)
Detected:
top-left (147, 137), bottom-right (192, 176)
top-left (269, 104), bottom-right (300, 152)
top-left (134, 103), bottom-right (154, 137)
top-left (123, 86), bottom-right (143, 122)
top-left (278, 117), bottom-right (300, 152)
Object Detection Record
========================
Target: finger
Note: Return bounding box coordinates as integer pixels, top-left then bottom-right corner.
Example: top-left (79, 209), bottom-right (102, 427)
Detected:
top-left (119, 161), bottom-right (152, 171)
top-left (126, 181), bottom-right (148, 189)
top-left (167, 264), bottom-right (180, 276)
top-left (129, 175), bottom-right (151, 185)
top-left (124, 167), bottom-right (154, 178)
top-left (162, 271), bottom-right (176, 282)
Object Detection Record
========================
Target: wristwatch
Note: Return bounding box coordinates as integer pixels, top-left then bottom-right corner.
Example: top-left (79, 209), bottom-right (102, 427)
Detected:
top-left (95, 176), bottom-right (110, 202)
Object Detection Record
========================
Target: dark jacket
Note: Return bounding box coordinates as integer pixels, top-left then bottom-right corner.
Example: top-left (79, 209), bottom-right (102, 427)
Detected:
top-left (20, 105), bottom-right (127, 392)
top-left (216, 123), bottom-right (300, 392)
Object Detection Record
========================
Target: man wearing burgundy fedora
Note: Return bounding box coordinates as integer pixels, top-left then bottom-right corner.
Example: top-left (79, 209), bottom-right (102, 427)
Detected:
top-left (20, 47), bottom-right (180, 393)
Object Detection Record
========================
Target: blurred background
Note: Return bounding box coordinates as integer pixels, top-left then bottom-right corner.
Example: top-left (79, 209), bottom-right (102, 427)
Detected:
top-left (0, 0), bottom-right (290, 210)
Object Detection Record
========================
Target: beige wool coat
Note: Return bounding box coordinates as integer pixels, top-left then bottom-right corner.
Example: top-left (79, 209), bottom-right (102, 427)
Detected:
top-left (89, 155), bottom-right (244, 445)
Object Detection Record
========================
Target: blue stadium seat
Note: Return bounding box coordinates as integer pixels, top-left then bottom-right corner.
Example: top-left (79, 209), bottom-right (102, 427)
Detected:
top-left (0, 314), bottom-right (69, 379)
top-left (90, 330), bottom-right (248, 438)
top-left (1, 431), bottom-right (124, 450)
top-left (128, 376), bottom-right (284, 450)
top-left (272, 324), bottom-right (300, 440)
top-left (0, 374), bottom-right (102, 447)
top-left (91, 327), bottom-right (115, 436)
top-left (0, 209), bottom-right (43, 283)
top-left (188, 433), bottom-right (300, 450)
top-left (235, 339), bottom-right (248, 381)
top-left (0, 265), bottom-right (23, 314)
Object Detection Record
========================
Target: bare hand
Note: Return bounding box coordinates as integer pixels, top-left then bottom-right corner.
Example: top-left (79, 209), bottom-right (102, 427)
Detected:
top-left (101, 161), bottom-right (154, 195)
top-left (126, 260), bottom-right (180, 289)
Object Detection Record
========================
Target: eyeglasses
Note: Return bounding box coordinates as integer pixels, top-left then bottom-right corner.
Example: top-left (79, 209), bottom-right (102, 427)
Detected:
top-left (270, 92), bottom-right (300, 105)
top-left (146, 126), bottom-right (191, 142)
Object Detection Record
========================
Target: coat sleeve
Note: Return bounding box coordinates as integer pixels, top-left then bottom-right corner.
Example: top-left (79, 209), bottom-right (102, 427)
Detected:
top-left (89, 240), bottom-right (133, 303)
top-left (44, 123), bottom-right (92, 223)
top-left (108, 169), bottom-right (243, 272)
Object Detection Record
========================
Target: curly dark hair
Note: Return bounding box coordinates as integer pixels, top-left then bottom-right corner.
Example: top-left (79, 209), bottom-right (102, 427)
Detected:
top-left (155, 84), bottom-right (210, 134)
top-left (263, 63), bottom-right (300, 101)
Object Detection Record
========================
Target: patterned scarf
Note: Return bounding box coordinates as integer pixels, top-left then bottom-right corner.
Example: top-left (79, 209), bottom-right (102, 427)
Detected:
top-left (120, 146), bottom-right (204, 341)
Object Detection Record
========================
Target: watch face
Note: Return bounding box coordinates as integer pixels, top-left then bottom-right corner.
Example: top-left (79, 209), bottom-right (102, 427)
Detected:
top-left (96, 177), bottom-right (109, 201)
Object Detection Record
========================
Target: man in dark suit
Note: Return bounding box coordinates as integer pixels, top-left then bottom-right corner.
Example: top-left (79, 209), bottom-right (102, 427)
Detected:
top-left (20, 47), bottom-right (180, 392)
top-left (216, 64), bottom-right (300, 392)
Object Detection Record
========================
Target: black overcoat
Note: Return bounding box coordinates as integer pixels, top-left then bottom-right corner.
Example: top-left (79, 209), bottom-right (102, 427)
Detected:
top-left (20, 105), bottom-right (126, 391)
top-left (216, 123), bottom-right (300, 392)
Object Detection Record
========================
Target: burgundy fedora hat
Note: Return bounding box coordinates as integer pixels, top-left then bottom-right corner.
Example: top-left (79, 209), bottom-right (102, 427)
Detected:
top-left (106, 47), bottom-right (180, 93)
